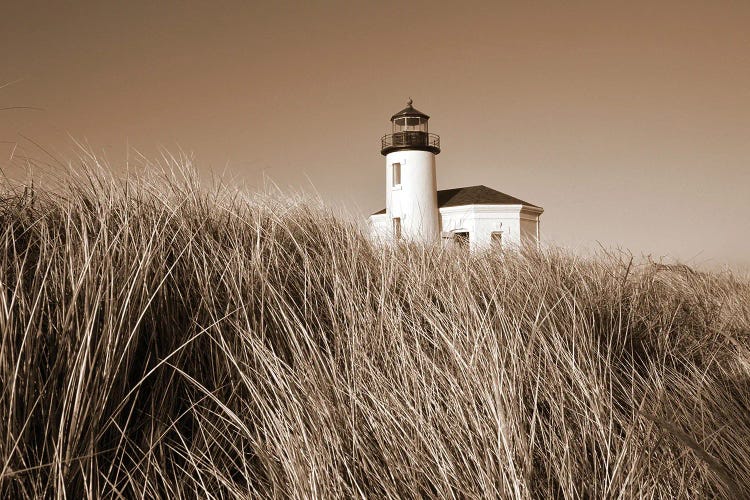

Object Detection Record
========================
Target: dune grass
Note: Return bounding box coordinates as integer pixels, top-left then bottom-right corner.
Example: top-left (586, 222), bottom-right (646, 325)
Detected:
top-left (1, 160), bottom-right (749, 498)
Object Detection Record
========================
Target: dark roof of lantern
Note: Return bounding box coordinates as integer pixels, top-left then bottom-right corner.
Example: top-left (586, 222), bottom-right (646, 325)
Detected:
top-left (371, 185), bottom-right (540, 215)
top-left (390, 99), bottom-right (430, 121)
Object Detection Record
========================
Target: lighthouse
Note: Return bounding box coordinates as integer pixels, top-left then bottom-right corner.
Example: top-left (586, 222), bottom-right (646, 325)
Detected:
top-left (370, 100), bottom-right (544, 250)
top-left (379, 99), bottom-right (441, 243)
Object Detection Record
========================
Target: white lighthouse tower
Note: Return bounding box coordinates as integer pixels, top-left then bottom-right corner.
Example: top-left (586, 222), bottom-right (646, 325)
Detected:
top-left (379, 99), bottom-right (441, 243)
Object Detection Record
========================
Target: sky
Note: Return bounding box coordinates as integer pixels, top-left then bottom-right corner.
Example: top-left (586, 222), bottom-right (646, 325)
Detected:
top-left (1, 0), bottom-right (749, 270)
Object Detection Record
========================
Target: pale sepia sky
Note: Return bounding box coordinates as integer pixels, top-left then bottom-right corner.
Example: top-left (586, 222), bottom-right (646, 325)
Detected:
top-left (1, 0), bottom-right (748, 269)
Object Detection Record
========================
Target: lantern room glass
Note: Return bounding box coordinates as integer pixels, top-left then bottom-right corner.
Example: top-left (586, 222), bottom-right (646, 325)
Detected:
top-left (392, 116), bottom-right (428, 133)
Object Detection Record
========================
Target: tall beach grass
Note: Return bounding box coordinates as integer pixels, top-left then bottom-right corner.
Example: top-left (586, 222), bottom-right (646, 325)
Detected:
top-left (1, 158), bottom-right (749, 498)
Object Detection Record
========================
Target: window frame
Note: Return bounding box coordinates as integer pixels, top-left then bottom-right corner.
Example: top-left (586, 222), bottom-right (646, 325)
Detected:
top-left (392, 217), bottom-right (402, 240)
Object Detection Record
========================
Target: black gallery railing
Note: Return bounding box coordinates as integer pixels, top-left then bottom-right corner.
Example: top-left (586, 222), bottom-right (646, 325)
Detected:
top-left (381, 132), bottom-right (440, 152)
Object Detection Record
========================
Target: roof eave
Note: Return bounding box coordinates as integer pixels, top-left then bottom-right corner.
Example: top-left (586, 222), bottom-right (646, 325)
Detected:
top-left (390, 108), bottom-right (430, 121)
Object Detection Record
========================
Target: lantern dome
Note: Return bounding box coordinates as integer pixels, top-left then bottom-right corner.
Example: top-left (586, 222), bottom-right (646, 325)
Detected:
top-left (390, 99), bottom-right (430, 121)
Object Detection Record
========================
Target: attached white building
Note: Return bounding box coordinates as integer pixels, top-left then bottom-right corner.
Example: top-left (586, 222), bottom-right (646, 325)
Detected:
top-left (369, 100), bottom-right (543, 251)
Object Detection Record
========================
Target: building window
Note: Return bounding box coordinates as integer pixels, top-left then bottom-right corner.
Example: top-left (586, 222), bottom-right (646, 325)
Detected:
top-left (393, 217), bottom-right (401, 240)
top-left (491, 231), bottom-right (502, 247)
top-left (453, 231), bottom-right (469, 249)
top-left (392, 162), bottom-right (401, 187)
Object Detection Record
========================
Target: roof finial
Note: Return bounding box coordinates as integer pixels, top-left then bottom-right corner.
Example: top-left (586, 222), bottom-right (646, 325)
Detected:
top-left (407, 97), bottom-right (413, 107)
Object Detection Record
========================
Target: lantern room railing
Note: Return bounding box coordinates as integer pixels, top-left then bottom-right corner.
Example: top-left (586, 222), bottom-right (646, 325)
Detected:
top-left (381, 132), bottom-right (441, 155)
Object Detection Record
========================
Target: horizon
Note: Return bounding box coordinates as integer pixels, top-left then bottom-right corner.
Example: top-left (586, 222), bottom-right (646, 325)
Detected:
top-left (2, 0), bottom-right (748, 270)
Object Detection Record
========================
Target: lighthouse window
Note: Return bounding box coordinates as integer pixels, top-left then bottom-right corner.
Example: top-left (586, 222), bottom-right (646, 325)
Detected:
top-left (393, 217), bottom-right (402, 240)
top-left (453, 231), bottom-right (469, 249)
top-left (491, 231), bottom-right (503, 247)
top-left (406, 117), bottom-right (420, 126)
top-left (392, 163), bottom-right (401, 187)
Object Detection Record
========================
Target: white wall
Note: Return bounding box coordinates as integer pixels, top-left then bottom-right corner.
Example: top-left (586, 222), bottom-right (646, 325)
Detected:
top-left (368, 213), bottom-right (391, 242)
top-left (519, 211), bottom-right (541, 247)
top-left (385, 150), bottom-right (439, 243)
top-left (439, 205), bottom-right (543, 251)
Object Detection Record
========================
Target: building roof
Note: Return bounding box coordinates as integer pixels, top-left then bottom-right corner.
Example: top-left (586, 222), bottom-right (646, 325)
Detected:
top-left (438, 185), bottom-right (539, 208)
top-left (390, 99), bottom-right (430, 121)
top-left (372, 185), bottom-right (540, 215)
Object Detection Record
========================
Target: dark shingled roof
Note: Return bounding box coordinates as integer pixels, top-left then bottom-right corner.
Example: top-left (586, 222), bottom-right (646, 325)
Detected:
top-left (371, 185), bottom-right (540, 215)
top-left (437, 185), bottom-right (539, 208)
top-left (390, 102), bottom-right (430, 121)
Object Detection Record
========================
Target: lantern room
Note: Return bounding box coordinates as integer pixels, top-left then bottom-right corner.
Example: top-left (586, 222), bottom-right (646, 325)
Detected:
top-left (391, 98), bottom-right (429, 133)
top-left (381, 99), bottom-right (441, 155)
